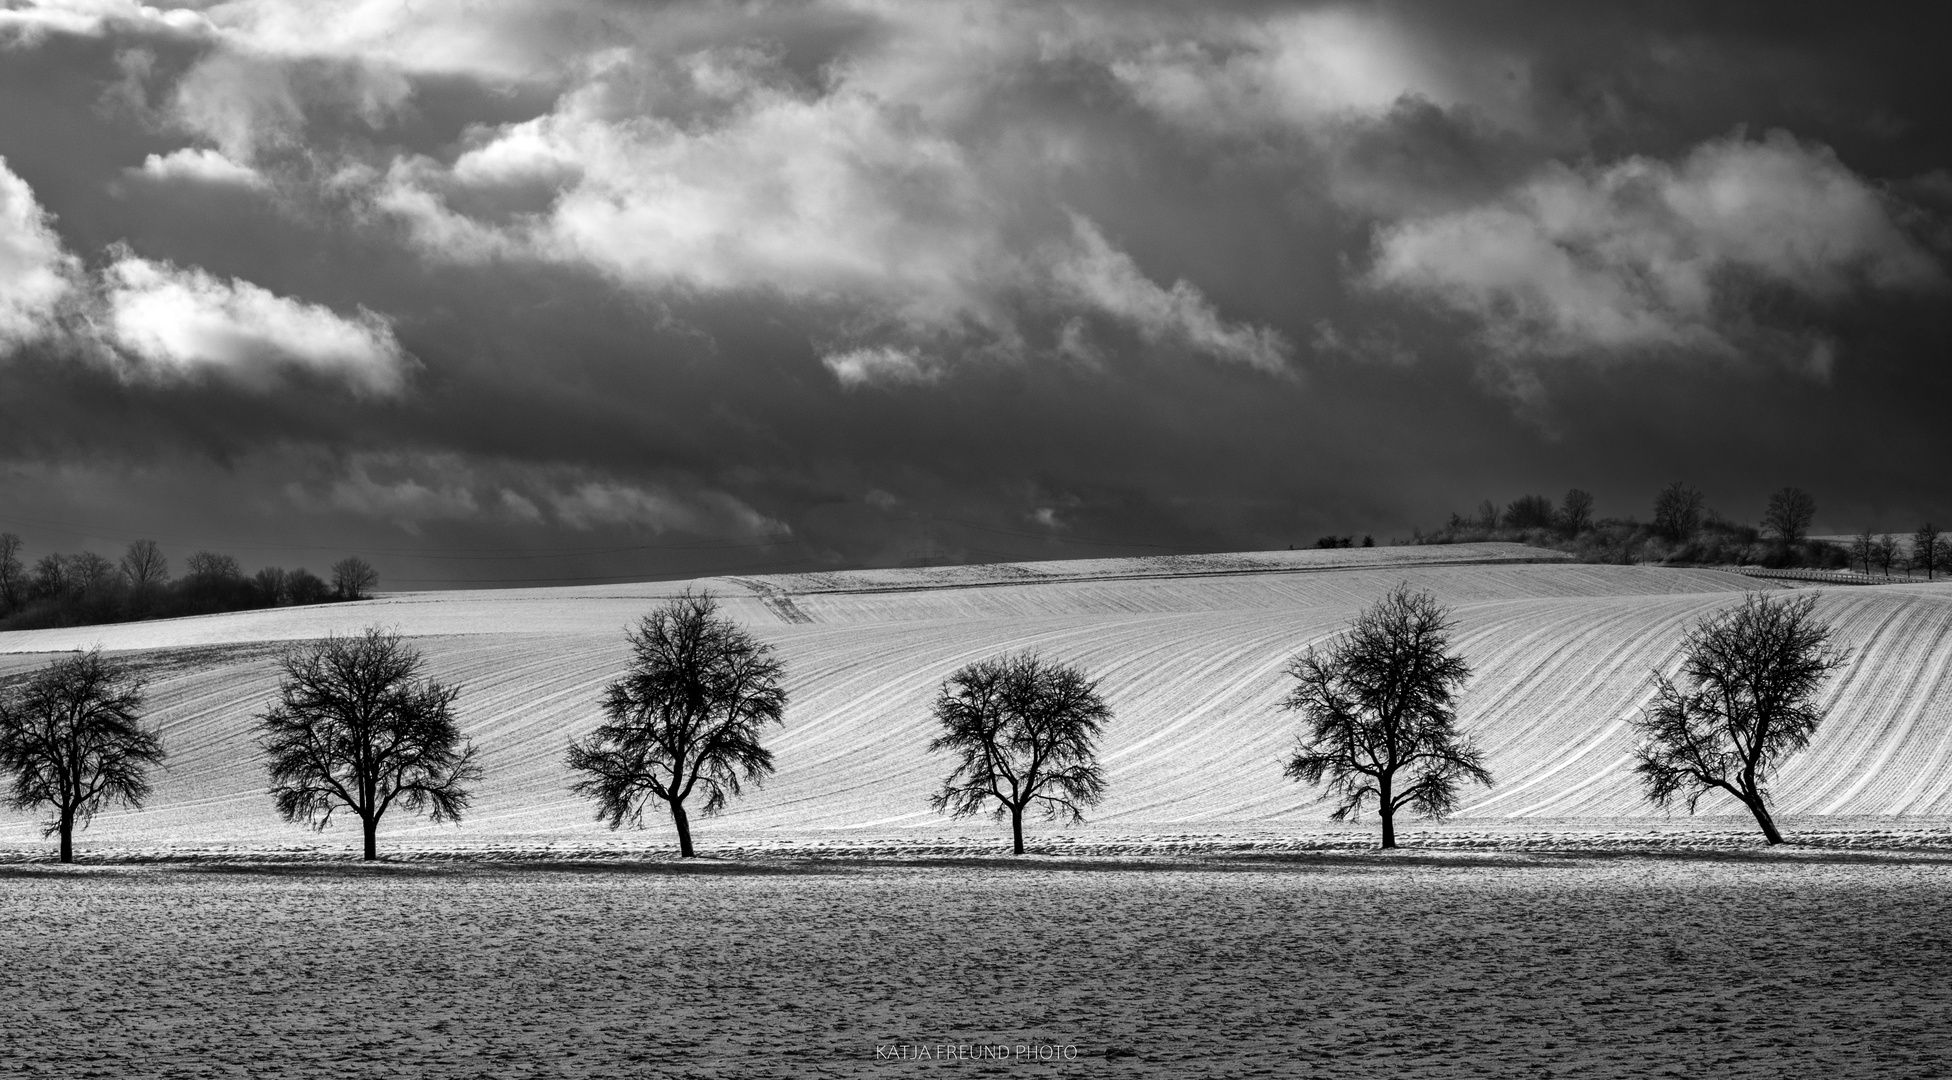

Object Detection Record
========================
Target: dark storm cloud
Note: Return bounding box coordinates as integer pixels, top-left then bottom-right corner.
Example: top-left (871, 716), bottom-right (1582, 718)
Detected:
top-left (0, 0), bottom-right (1947, 587)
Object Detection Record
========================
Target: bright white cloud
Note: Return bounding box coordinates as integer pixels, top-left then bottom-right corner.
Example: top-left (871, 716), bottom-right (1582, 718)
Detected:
top-left (822, 345), bottom-right (939, 389)
top-left (385, 62), bottom-right (1011, 331)
top-left (101, 254), bottom-right (413, 396)
top-left (0, 157), bottom-right (77, 350)
top-left (1052, 217), bottom-right (1291, 373)
top-left (134, 147), bottom-right (267, 187)
top-left (0, 0), bottom-right (206, 42)
top-left (1107, 7), bottom-right (1531, 136)
top-left (1365, 132), bottom-right (1944, 361)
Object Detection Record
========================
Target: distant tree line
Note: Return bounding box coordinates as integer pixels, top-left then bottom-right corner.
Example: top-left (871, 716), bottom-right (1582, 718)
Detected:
top-left (1415, 484), bottom-right (1950, 577)
top-left (0, 582), bottom-right (1857, 861)
top-left (0, 533), bottom-right (378, 631)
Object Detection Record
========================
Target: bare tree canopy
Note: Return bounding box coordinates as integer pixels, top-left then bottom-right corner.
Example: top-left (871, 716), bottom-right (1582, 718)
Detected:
top-left (185, 551), bottom-right (242, 582)
top-left (1503, 494), bottom-right (1556, 530)
top-left (1652, 481), bottom-right (1705, 542)
top-left (286, 568), bottom-right (332, 605)
top-left (1560, 489), bottom-right (1595, 535)
top-left (1850, 529), bottom-right (1875, 575)
top-left (1873, 534), bottom-right (1902, 576)
top-left (1631, 593), bottom-right (1846, 845)
top-left (331, 557), bottom-right (380, 601)
top-left (928, 651), bottom-right (1111, 855)
top-left (1762, 487), bottom-right (1816, 544)
top-left (0, 650), bottom-right (165, 862)
top-left (120, 539), bottom-right (169, 591)
top-left (257, 626), bottom-right (480, 860)
top-left (0, 532), bottom-right (23, 613)
top-left (566, 591), bottom-right (787, 857)
top-left (1281, 584), bottom-right (1490, 848)
top-left (1911, 523), bottom-right (1946, 580)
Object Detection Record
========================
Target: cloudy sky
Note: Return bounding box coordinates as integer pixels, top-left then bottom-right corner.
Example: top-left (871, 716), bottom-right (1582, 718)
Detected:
top-left (1, 0), bottom-right (1947, 587)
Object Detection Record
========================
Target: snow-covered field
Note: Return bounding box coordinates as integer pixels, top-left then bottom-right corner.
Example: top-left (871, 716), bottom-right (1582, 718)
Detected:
top-left (2, 852), bottom-right (1947, 1077)
top-left (4, 542), bottom-right (1951, 856)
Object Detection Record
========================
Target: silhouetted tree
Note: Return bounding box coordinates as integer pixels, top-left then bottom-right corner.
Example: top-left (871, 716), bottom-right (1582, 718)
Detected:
top-left (1560, 489), bottom-right (1595, 535)
top-left (1850, 530), bottom-right (1875, 576)
top-left (1762, 487), bottom-right (1816, 545)
top-left (253, 567), bottom-right (289, 607)
top-left (1281, 584), bottom-right (1490, 848)
top-left (1504, 494), bottom-right (1556, 530)
top-left (1475, 500), bottom-right (1500, 530)
top-left (70, 552), bottom-right (118, 597)
top-left (566, 592), bottom-right (787, 857)
top-left (331, 557), bottom-right (379, 600)
top-left (0, 532), bottom-right (27, 614)
top-left (1652, 482), bottom-right (1705, 542)
top-left (0, 651), bottom-right (165, 863)
top-left (928, 651), bottom-right (1111, 855)
top-left (258, 627), bottom-right (480, 861)
top-left (181, 551), bottom-right (247, 614)
top-left (1913, 524), bottom-right (1945, 580)
top-left (185, 550), bottom-right (242, 582)
top-left (30, 554), bottom-right (70, 602)
top-left (1361, 535), bottom-right (1374, 547)
top-left (286, 568), bottom-right (332, 605)
top-left (1631, 593), bottom-right (1846, 845)
top-left (120, 539), bottom-right (169, 592)
top-left (1873, 534), bottom-right (1901, 576)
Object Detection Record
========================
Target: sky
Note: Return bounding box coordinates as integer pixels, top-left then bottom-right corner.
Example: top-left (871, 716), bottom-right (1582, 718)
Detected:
top-left (0, 0), bottom-right (1948, 588)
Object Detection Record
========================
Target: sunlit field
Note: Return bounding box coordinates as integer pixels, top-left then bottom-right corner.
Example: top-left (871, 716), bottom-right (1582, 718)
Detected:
top-left (2, 851), bottom-right (1948, 1078)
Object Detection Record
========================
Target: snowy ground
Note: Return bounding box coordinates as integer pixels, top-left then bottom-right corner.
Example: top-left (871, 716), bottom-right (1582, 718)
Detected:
top-left (1, 850), bottom-right (1946, 1078)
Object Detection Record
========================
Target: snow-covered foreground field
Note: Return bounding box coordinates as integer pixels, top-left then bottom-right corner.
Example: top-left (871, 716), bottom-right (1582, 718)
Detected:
top-left (2, 852), bottom-right (1947, 1077)
top-left (4, 542), bottom-right (1952, 856)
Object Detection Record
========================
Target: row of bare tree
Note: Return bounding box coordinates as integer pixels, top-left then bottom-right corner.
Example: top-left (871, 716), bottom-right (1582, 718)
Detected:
top-left (0, 585), bottom-right (1849, 861)
top-left (0, 533), bottom-right (379, 629)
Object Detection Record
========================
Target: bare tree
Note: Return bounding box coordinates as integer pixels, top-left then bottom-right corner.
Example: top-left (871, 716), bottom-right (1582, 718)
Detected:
top-left (566, 592), bottom-right (786, 857)
top-left (1631, 593), bottom-right (1846, 845)
top-left (258, 627), bottom-right (480, 861)
top-left (185, 551), bottom-right (242, 582)
top-left (286, 568), bottom-right (331, 605)
top-left (1652, 482), bottom-right (1705, 542)
top-left (331, 557), bottom-right (379, 600)
top-left (1849, 529), bottom-right (1875, 576)
top-left (0, 651), bottom-right (165, 863)
top-left (1281, 584), bottom-right (1490, 848)
top-left (70, 552), bottom-right (119, 598)
top-left (1475, 500), bottom-right (1500, 530)
top-left (0, 532), bottom-right (26, 613)
top-left (928, 651), bottom-right (1111, 855)
top-left (1504, 494), bottom-right (1556, 531)
top-left (1560, 489), bottom-right (1595, 536)
top-left (31, 554), bottom-right (70, 601)
top-left (1873, 534), bottom-right (1901, 576)
top-left (120, 539), bottom-right (169, 592)
top-left (1913, 524), bottom-right (1944, 580)
top-left (253, 566), bottom-right (289, 606)
top-left (1762, 487), bottom-right (1816, 545)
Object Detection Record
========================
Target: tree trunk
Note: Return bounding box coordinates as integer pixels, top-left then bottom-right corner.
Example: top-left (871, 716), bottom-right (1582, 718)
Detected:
top-left (59, 815), bottom-right (73, 864)
top-left (672, 800), bottom-right (695, 858)
top-left (1744, 795), bottom-right (1785, 846)
top-left (1011, 805), bottom-right (1025, 855)
top-left (362, 817), bottom-right (378, 861)
top-left (1378, 776), bottom-right (1396, 850)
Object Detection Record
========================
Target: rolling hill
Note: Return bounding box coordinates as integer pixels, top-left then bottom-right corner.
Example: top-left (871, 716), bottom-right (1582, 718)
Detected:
top-left (3, 542), bottom-right (1949, 853)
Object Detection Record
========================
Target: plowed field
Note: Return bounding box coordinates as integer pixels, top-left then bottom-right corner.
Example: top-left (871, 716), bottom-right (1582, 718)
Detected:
top-left (4, 542), bottom-right (1950, 855)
